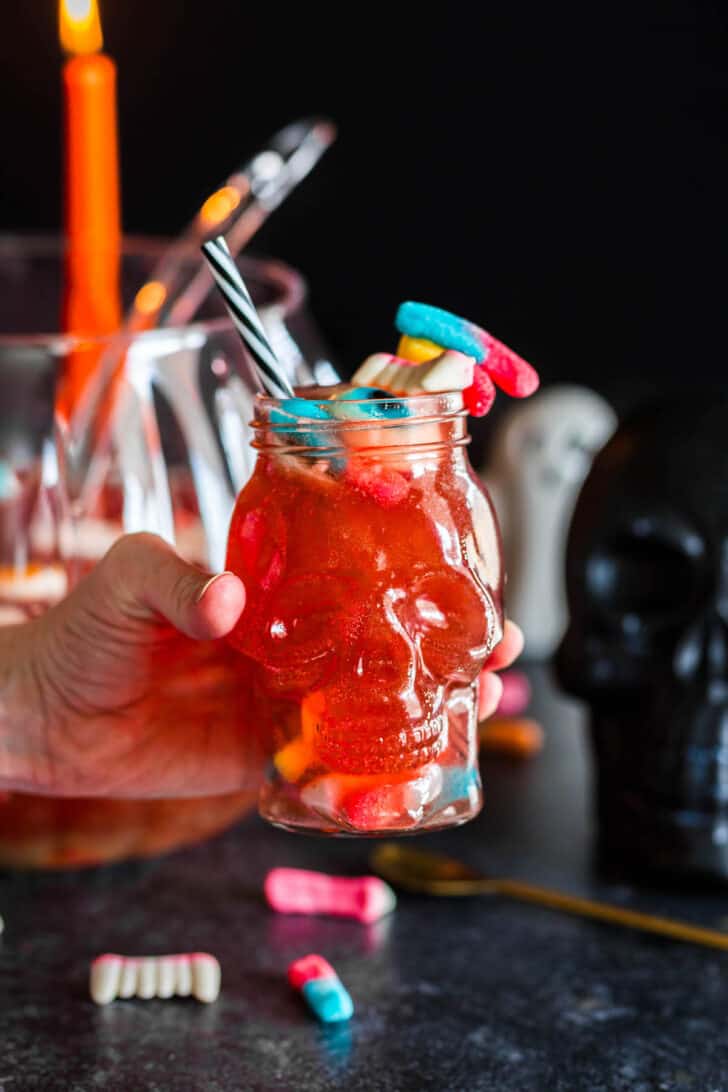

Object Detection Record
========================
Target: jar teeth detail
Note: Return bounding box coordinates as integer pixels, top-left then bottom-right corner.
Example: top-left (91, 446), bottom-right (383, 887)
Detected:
top-left (313, 713), bottom-right (446, 776)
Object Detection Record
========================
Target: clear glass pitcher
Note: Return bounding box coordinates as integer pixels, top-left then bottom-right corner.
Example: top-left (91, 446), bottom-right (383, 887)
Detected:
top-left (0, 234), bottom-right (336, 867)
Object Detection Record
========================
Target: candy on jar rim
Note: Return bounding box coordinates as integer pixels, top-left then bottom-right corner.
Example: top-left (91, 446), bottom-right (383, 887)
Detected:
top-left (463, 365), bottom-right (496, 417)
top-left (350, 352), bottom-right (473, 396)
top-left (397, 334), bottom-right (444, 363)
top-left (395, 300), bottom-right (540, 398)
top-left (330, 386), bottom-right (408, 420)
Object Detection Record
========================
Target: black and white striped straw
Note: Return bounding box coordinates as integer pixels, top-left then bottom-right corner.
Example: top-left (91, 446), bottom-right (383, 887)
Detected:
top-left (201, 235), bottom-right (295, 398)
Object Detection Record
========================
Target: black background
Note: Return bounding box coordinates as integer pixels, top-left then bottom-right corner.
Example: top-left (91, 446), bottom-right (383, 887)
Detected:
top-left (2, 2), bottom-right (727, 429)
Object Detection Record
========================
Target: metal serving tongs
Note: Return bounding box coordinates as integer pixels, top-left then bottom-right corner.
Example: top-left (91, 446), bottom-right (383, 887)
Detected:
top-left (370, 843), bottom-right (728, 952)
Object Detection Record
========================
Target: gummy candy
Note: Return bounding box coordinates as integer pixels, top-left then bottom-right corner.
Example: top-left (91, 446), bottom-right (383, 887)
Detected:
top-left (288, 954), bottom-right (354, 1024)
top-left (396, 335), bottom-right (444, 363)
top-left (463, 365), bottom-right (496, 417)
top-left (396, 301), bottom-right (539, 403)
top-left (265, 867), bottom-right (396, 922)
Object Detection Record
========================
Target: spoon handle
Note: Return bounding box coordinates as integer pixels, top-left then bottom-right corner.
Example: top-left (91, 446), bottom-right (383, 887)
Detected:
top-left (493, 878), bottom-right (728, 951)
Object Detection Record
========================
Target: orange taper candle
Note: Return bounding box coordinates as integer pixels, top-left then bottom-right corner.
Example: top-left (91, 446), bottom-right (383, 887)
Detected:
top-left (59, 0), bottom-right (122, 411)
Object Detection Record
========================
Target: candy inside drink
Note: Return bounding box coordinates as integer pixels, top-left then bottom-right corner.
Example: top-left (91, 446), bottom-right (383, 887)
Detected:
top-left (226, 387), bottom-right (504, 834)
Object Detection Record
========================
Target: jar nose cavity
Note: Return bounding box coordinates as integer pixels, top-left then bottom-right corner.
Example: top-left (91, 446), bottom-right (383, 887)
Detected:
top-left (352, 622), bottom-right (418, 693)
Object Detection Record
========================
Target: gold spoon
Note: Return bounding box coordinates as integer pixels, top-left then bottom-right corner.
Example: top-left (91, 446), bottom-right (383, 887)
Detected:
top-left (370, 843), bottom-right (728, 952)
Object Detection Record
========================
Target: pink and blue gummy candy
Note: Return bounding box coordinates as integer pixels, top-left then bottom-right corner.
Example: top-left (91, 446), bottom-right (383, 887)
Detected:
top-left (288, 954), bottom-right (354, 1024)
top-left (396, 301), bottom-right (485, 361)
top-left (395, 301), bottom-right (539, 399)
top-left (333, 387), bottom-right (408, 420)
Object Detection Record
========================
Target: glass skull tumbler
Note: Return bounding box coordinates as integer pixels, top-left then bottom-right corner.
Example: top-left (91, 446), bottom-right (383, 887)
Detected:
top-left (226, 390), bottom-right (504, 835)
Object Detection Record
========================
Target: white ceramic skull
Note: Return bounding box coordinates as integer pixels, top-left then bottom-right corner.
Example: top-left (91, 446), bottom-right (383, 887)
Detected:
top-left (482, 385), bottom-right (617, 659)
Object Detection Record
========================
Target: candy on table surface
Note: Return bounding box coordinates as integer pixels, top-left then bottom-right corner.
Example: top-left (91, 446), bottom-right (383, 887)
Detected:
top-left (396, 335), bottom-right (444, 363)
top-left (479, 716), bottom-right (544, 758)
top-left (264, 867), bottom-right (397, 923)
top-left (302, 976), bottom-right (354, 1024)
top-left (395, 301), bottom-right (539, 398)
top-left (495, 670), bottom-right (532, 718)
top-left (89, 953), bottom-right (221, 1005)
top-left (287, 953), bottom-right (336, 990)
top-left (288, 953), bottom-right (354, 1024)
top-left (351, 351), bottom-right (474, 396)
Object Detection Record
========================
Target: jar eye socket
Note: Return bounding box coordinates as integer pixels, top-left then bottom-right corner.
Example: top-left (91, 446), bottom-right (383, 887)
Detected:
top-left (399, 572), bottom-right (491, 679)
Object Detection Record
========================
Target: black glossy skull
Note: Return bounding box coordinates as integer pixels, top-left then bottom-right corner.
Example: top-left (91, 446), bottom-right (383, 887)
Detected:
top-left (556, 398), bottom-right (728, 882)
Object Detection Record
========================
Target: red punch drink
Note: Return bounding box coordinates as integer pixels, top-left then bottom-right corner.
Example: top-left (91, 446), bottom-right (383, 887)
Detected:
top-left (226, 389), bottom-right (504, 834)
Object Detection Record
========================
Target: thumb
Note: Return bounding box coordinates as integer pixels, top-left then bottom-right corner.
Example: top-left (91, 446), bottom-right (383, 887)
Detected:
top-left (98, 533), bottom-right (246, 640)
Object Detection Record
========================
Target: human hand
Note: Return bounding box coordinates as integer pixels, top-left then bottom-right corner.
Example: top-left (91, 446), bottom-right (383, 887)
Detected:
top-left (0, 533), bottom-right (257, 798)
top-left (478, 620), bottom-right (525, 721)
top-left (0, 532), bottom-right (522, 799)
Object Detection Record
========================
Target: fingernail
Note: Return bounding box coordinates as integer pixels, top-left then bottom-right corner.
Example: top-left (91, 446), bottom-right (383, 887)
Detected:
top-left (195, 571), bottom-right (235, 603)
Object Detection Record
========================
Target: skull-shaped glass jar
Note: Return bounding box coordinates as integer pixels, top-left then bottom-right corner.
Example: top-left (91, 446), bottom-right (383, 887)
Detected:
top-left (557, 397), bottom-right (728, 882)
top-left (226, 389), bottom-right (503, 834)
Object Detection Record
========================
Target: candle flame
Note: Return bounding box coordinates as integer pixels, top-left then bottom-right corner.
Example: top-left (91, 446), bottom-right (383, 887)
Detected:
top-left (200, 186), bottom-right (242, 229)
top-left (59, 0), bottom-right (103, 55)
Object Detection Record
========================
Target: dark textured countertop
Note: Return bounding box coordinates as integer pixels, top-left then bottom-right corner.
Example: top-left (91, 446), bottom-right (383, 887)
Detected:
top-left (3, 668), bottom-right (728, 1092)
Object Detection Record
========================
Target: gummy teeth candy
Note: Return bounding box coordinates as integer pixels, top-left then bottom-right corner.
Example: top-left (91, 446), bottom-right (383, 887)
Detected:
top-left (90, 953), bottom-right (221, 1005)
top-left (351, 351), bottom-right (474, 395)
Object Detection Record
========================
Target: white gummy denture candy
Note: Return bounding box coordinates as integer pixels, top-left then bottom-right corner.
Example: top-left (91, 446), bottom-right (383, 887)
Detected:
top-left (351, 351), bottom-right (474, 395)
top-left (90, 953), bottom-right (221, 1005)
